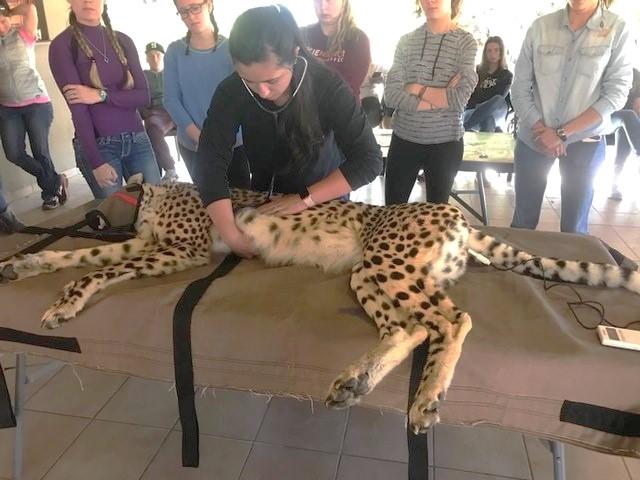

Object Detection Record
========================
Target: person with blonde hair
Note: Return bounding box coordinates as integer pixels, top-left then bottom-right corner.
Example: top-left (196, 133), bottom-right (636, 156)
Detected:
top-left (49, 0), bottom-right (160, 199)
top-left (384, 0), bottom-right (477, 205)
top-left (302, 0), bottom-right (371, 99)
top-left (510, 0), bottom-right (634, 233)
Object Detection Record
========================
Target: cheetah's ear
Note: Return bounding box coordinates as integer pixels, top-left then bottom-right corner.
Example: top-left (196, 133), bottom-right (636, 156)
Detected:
top-left (126, 173), bottom-right (144, 186)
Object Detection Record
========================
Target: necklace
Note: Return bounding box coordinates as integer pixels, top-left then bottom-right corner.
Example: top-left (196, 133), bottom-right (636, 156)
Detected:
top-left (84, 28), bottom-right (109, 64)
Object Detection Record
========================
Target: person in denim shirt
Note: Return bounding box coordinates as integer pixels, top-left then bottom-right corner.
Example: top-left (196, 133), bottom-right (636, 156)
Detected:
top-left (511, 0), bottom-right (633, 234)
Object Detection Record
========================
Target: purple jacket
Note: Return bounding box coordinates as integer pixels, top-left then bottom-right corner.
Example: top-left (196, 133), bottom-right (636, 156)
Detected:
top-left (49, 24), bottom-right (149, 169)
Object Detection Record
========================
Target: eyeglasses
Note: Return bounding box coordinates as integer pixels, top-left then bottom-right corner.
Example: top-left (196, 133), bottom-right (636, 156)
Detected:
top-left (176, 1), bottom-right (207, 19)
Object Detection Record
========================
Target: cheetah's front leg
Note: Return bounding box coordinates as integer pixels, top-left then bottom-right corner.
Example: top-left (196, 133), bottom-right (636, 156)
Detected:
top-left (0, 238), bottom-right (151, 283)
top-left (41, 244), bottom-right (209, 328)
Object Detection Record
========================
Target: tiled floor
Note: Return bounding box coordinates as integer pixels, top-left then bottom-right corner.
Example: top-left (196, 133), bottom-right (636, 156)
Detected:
top-left (1, 148), bottom-right (639, 479)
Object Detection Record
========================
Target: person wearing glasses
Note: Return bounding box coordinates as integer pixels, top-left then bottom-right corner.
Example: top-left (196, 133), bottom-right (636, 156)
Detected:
top-left (196, 5), bottom-right (382, 257)
top-left (164, 0), bottom-right (249, 185)
top-left (301, 0), bottom-right (371, 100)
top-left (49, 0), bottom-right (160, 199)
top-left (0, 0), bottom-right (68, 210)
top-left (510, 0), bottom-right (634, 234)
top-left (384, 0), bottom-right (477, 205)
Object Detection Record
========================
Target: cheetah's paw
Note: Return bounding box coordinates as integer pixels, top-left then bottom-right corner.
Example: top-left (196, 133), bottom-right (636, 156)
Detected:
top-left (0, 263), bottom-right (18, 283)
top-left (325, 370), bottom-right (373, 409)
top-left (408, 392), bottom-right (445, 434)
top-left (41, 302), bottom-right (78, 329)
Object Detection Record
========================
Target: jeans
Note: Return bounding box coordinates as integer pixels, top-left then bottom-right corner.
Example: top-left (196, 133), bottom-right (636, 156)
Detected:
top-left (0, 178), bottom-right (7, 212)
top-left (610, 109), bottom-right (640, 169)
top-left (74, 131), bottom-right (161, 199)
top-left (385, 134), bottom-right (464, 205)
top-left (511, 138), bottom-right (606, 234)
top-left (463, 95), bottom-right (508, 132)
top-left (0, 102), bottom-right (60, 200)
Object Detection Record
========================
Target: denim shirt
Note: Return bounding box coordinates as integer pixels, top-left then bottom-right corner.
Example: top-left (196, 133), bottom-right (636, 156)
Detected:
top-left (512, 7), bottom-right (634, 151)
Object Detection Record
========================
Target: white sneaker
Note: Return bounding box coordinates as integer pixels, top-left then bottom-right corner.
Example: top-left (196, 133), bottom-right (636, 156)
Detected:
top-left (609, 187), bottom-right (622, 201)
top-left (161, 169), bottom-right (179, 183)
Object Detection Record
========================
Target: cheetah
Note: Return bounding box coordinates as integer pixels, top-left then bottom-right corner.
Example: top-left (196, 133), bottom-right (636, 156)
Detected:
top-left (1, 177), bottom-right (639, 432)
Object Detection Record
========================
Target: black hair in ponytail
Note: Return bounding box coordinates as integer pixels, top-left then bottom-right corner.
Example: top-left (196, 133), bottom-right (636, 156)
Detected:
top-left (229, 5), bottom-right (323, 177)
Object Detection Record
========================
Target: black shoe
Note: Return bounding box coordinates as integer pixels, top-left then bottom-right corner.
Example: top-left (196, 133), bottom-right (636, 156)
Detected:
top-left (0, 208), bottom-right (25, 234)
top-left (56, 174), bottom-right (69, 205)
top-left (42, 196), bottom-right (60, 210)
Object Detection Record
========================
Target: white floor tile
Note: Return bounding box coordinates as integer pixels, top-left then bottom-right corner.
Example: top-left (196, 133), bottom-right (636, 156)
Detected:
top-left (524, 437), bottom-right (631, 480)
top-left (42, 420), bottom-right (168, 480)
top-left (25, 365), bottom-right (127, 418)
top-left (141, 431), bottom-right (250, 480)
top-left (0, 411), bottom-right (89, 480)
top-left (435, 425), bottom-right (531, 479)
top-left (96, 376), bottom-right (179, 428)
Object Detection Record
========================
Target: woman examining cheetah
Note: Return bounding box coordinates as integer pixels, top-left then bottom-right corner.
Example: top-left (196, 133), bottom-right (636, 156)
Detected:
top-left (196, 5), bottom-right (383, 257)
top-left (384, 0), bottom-right (477, 205)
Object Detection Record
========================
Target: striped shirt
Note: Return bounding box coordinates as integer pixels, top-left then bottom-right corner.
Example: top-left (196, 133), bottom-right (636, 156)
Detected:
top-left (384, 25), bottom-right (477, 145)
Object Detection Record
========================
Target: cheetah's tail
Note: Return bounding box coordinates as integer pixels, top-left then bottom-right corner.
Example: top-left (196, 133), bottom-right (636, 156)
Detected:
top-left (467, 228), bottom-right (640, 296)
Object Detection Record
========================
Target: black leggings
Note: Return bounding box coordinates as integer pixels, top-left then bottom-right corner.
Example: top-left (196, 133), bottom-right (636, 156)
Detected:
top-left (384, 134), bottom-right (463, 205)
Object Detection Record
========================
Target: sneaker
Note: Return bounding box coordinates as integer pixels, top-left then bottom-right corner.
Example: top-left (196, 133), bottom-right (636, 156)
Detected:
top-left (42, 196), bottom-right (59, 210)
top-left (56, 174), bottom-right (69, 205)
top-left (609, 188), bottom-right (622, 201)
top-left (0, 208), bottom-right (25, 234)
top-left (161, 169), bottom-right (179, 183)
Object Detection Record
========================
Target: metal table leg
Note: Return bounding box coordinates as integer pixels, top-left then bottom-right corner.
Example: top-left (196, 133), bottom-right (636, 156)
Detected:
top-left (476, 171), bottom-right (489, 226)
top-left (12, 352), bottom-right (26, 480)
top-left (549, 440), bottom-right (566, 480)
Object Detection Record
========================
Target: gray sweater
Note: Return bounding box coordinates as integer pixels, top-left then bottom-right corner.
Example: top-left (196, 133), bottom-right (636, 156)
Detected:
top-left (384, 25), bottom-right (477, 145)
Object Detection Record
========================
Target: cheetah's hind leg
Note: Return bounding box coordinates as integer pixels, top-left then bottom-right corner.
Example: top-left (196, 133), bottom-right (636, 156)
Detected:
top-left (326, 264), bottom-right (429, 408)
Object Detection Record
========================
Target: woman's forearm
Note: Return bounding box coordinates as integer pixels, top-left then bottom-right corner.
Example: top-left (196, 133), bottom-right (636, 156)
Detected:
top-left (206, 198), bottom-right (238, 240)
top-left (307, 169), bottom-right (353, 204)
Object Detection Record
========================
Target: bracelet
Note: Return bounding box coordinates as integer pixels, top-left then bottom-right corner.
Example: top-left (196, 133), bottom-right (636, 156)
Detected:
top-left (299, 187), bottom-right (316, 208)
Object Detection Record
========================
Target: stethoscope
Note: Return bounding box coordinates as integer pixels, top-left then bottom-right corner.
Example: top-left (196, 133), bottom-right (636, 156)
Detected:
top-left (239, 55), bottom-right (309, 199)
top-left (239, 55), bottom-right (309, 116)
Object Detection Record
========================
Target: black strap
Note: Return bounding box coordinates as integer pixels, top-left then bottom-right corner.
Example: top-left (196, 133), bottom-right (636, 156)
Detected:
top-left (407, 340), bottom-right (430, 480)
top-left (560, 400), bottom-right (640, 437)
top-left (173, 253), bottom-right (242, 468)
top-left (0, 327), bottom-right (81, 353)
top-left (0, 360), bottom-right (16, 429)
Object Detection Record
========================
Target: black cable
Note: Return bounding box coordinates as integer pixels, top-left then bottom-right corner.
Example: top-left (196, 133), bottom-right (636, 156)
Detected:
top-left (486, 256), bottom-right (640, 331)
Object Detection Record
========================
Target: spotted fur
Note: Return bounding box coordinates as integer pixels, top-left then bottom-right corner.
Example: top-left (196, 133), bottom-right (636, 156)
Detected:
top-left (1, 179), bottom-right (638, 433)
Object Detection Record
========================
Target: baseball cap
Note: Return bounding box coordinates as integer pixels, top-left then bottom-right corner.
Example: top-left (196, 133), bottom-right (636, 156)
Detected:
top-left (145, 42), bottom-right (165, 54)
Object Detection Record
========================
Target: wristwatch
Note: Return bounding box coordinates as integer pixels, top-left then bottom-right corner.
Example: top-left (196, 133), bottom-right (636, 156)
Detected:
top-left (556, 127), bottom-right (568, 142)
top-left (299, 187), bottom-right (316, 208)
top-left (98, 89), bottom-right (108, 103)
